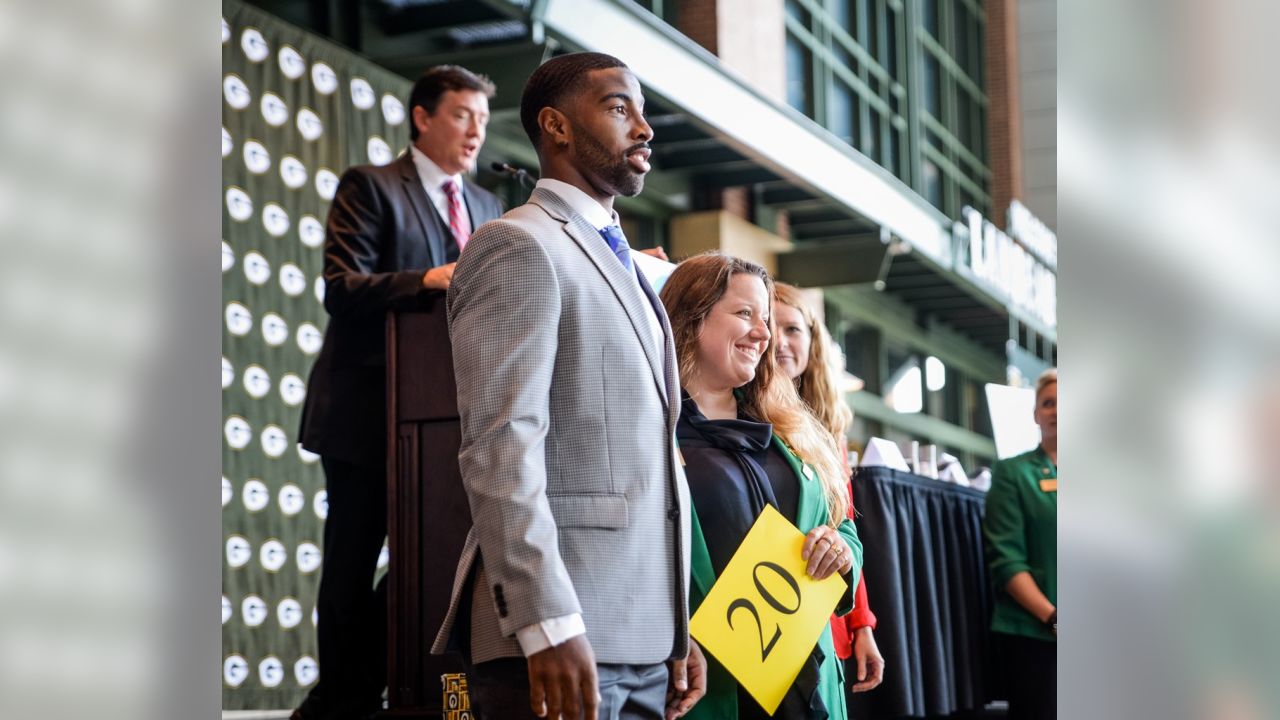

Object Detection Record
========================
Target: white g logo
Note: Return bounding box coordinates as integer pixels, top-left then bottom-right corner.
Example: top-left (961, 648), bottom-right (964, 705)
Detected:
top-left (243, 252), bottom-right (271, 285)
top-left (350, 77), bottom-right (375, 109)
top-left (221, 241), bottom-right (235, 273)
top-left (278, 45), bottom-right (306, 79)
top-left (295, 656), bottom-right (319, 686)
top-left (278, 484), bottom-right (305, 516)
top-left (243, 140), bottom-right (271, 174)
top-left (221, 356), bottom-right (234, 389)
top-left (225, 535), bottom-right (252, 568)
top-left (241, 594), bottom-right (269, 626)
top-left (297, 542), bottom-right (323, 574)
top-left (279, 373), bottom-right (306, 406)
top-left (296, 322), bottom-right (323, 354)
top-left (277, 598), bottom-right (304, 629)
top-left (297, 108), bottom-right (323, 141)
top-left (224, 655), bottom-right (250, 687)
top-left (299, 215), bottom-right (324, 248)
top-left (222, 595), bottom-right (232, 624)
top-left (298, 445), bottom-right (321, 464)
top-left (262, 313), bottom-right (289, 347)
top-left (223, 74), bottom-right (251, 110)
top-left (382, 94), bottom-right (406, 125)
top-left (314, 490), bottom-right (328, 519)
top-left (262, 203), bottom-right (290, 237)
top-left (222, 476), bottom-right (233, 507)
top-left (224, 302), bottom-right (253, 336)
top-left (260, 93), bottom-right (289, 127)
top-left (260, 424), bottom-right (288, 457)
top-left (279, 263), bottom-right (307, 296)
top-left (260, 656), bottom-right (285, 688)
top-left (280, 155), bottom-right (307, 189)
top-left (367, 136), bottom-right (393, 166)
top-left (222, 127), bottom-right (232, 157)
top-left (242, 365), bottom-right (271, 399)
top-left (242, 478), bottom-right (270, 512)
top-left (240, 28), bottom-right (269, 63)
top-left (225, 187), bottom-right (253, 222)
top-left (311, 62), bottom-right (338, 95)
top-left (222, 17), bottom-right (230, 45)
top-left (260, 539), bottom-right (288, 572)
top-left (224, 415), bottom-right (252, 450)
top-left (314, 168), bottom-right (338, 200)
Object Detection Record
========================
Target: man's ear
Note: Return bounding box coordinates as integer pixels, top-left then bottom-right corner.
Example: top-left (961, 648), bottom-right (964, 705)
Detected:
top-left (412, 105), bottom-right (431, 138)
top-left (539, 107), bottom-right (570, 148)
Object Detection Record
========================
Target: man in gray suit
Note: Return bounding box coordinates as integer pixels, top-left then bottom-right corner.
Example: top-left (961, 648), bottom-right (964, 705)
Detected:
top-left (434, 53), bottom-right (705, 719)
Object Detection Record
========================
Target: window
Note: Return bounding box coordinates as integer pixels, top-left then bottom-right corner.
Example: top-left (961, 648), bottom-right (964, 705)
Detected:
top-left (830, 80), bottom-right (855, 145)
top-left (786, 34), bottom-right (814, 117)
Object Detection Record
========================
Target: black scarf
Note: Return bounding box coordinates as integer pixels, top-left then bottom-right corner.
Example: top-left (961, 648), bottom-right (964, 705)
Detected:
top-left (676, 393), bottom-right (828, 720)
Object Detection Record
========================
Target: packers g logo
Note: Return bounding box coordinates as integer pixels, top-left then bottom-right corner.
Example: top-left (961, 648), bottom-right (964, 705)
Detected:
top-left (278, 46), bottom-right (306, 79)
top-left (311, 62), bottom-right (338, 95)
top-left (260, 93), bottom-right (289, 128)
top-left (224, 655), bottom-right (249, 687)
top-left (382, 93), bottom-right (406, 125)
top-left (350, 77), bottom-right (375, 109)
top-left (240, 28), bottom-right (269, 63)
top-left (243, 252), bottom-right (271, 285)
top-left (241, 595), bottom-right (268, 626)
top-left (262, 313), bottom-right (289, 347)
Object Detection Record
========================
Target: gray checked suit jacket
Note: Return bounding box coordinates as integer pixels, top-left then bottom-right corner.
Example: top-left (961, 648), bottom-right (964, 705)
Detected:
top-left (432, 187), bottom-right (692, 666)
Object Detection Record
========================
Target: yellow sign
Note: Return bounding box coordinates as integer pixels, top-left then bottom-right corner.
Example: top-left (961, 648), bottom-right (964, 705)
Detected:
top-left (689, 505), bottom-right (848, 715)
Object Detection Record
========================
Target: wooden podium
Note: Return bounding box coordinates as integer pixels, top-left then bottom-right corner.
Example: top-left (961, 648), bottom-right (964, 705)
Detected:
top-left (384, 300), bottom-right (472, 717)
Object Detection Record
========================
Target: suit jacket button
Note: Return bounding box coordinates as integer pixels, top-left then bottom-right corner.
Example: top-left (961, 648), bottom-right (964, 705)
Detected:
top-left (667, 508), bottom-right (680, 521)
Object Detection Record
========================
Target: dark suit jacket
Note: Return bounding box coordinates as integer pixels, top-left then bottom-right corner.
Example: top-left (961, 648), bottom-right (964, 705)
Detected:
top-left (299, 151), bottom-right (503, 466)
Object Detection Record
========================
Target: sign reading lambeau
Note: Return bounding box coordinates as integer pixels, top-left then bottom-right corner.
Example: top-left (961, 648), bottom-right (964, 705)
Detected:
top-left (961, 204), bottom-right (1057, 329)
top-left (690, 505), bottom-right (848, 715)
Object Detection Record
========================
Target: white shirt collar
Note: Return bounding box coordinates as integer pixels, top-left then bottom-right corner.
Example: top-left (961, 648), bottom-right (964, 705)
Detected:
top-left (409, 145), bottom-right (464, 193)
top-left (535, 178), bottom-right (617, 230)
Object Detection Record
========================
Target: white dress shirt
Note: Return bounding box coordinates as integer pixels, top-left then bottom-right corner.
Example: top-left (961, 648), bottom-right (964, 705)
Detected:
top-left (409, 145), bottom-right (471, 239)
top-left (514, 179), bottom-right (667, 657)
top-left (535, 178), bottom-right (665, 361)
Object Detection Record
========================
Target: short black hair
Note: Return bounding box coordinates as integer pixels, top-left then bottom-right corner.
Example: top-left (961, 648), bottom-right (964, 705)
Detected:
top-left (519, 52), bottom-right (629, 148)
top-left (408, 65), bottom-right (496, 140)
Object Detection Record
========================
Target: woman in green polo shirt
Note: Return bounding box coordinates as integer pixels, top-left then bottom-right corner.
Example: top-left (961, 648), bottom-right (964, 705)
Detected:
top-left (983, 368), bottom-right (1057, 719)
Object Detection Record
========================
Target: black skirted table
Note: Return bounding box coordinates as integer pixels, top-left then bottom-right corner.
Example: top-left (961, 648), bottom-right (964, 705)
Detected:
top-left (845, 466), bottom-right (994, 719)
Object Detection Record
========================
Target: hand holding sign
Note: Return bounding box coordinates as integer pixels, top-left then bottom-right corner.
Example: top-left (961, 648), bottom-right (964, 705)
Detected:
top-left (689, 505), bottom-right (848, 715)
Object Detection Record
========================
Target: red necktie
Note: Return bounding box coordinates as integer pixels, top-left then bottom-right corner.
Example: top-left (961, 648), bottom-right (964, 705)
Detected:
top-left (443, 179), bottom-right (471, 252)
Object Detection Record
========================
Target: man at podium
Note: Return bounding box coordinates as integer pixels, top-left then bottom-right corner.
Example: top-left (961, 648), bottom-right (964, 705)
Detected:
top-left (436, 53), bottom-right (704, 719)
top-left (294, 65), bottom-right (504, 720)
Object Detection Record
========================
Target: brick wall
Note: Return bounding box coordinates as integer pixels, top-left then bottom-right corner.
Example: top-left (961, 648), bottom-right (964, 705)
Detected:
top-left (675, 0), bottom-right (785, 219)
top-left (985, 0), bottom-right (1023, 229)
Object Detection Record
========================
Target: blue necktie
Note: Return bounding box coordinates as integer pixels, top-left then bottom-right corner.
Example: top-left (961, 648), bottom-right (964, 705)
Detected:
top-left (598, 225), bottom-right (634, 274)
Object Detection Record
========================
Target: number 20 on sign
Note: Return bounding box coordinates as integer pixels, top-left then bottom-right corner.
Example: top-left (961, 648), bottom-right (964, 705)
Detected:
top-left (689, 504), bottom-right (849, 714)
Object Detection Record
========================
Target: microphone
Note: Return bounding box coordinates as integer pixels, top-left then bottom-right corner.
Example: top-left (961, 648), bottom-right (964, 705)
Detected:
top-left (490, 161), bottom-right (537, 189)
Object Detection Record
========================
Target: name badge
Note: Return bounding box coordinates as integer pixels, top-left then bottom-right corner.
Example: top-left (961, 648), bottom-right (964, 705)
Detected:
top-left (1039, 479), bottom-right (1057, 492)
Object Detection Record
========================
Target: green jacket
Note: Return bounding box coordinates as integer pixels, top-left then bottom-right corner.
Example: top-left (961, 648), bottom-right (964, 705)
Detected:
top-left (982, 446), bottom-right (1057, 641)
top-left (685, 434), bottom-right (863, 720)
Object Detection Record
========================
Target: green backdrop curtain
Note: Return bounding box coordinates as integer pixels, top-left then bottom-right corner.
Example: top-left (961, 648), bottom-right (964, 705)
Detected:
top-left (222, 0), bottom-right (410, 708)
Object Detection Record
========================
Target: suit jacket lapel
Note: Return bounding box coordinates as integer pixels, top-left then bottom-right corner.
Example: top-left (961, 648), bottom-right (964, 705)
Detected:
top-left (461, 179), bottom-right (490, 230)
top-left (635, 268), bottom-right (677, 415)
top-left (530, 188), bottom-right (668, 409)
top-left (398, 152), bottom-right (446, 267)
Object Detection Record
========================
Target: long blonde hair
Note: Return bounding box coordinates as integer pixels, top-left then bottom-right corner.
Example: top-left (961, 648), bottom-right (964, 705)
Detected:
top-left (773, 282), bottom-right (853, 444)
top-left (660, 253), bottom-right (850, 527)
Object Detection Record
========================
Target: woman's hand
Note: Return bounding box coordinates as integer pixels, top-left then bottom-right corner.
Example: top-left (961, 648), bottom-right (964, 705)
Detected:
top-left (802, 526), bottom-right (853, 580)
top-left (849, 626), bottom-right (885, 692)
